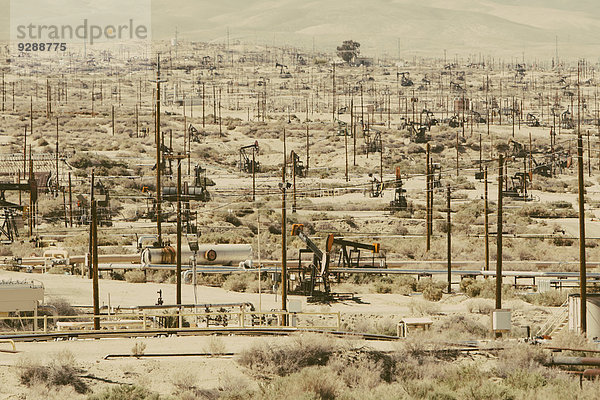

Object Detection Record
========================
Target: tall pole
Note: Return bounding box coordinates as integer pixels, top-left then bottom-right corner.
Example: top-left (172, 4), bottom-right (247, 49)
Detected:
top-left (496, 155), bottom-right (504, 313)
top-left (344, 123), bottom-right (348, 182)
top-left (352, 98), bottom-right (356, 166)
top-left (426, 143), bottom-right (431, 251)
top-left (91, 199), bottom-right (100, 330)
top-left (176, 156), bottom-right (182, 305)
top-left (55, 118), bottom-right (59, 196)
top-left (68, 172), bottom-right (73, 227)
top-left (306, 125), bottom-right (310, 176)
top-left (88, 170), bottom-right (95, 278)
top-left (155, 54), bottom-right (163, 246)
top-left (484, 167), bottom-right (489, 271)
top-left (252, 149), bottom-right (256, 202)
top-left (281, 147), bottom-right (288, 324)
top-left (446, 184), bottom-right (452, 293)
top-left (292, 151), bottom-right (297, 213)
top-left (578, 61), bottom-right (587, 335)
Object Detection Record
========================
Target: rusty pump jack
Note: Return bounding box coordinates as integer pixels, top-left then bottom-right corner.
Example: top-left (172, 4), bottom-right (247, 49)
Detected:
top-left (328, 234), bottom-right (384, 269)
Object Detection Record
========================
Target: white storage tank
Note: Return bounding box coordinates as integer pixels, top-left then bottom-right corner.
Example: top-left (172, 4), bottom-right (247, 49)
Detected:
top-left (141, 244), bottom-right (252, 266)
top-left (568, 293), bottom-right (600, 340)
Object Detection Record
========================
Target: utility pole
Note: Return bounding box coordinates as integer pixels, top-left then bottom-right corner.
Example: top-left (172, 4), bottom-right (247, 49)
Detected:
top-left (252, 149), bottom-right (256, 202)
top-left (281, 148), bottom-right (288, 325)
top-left (68, 172), bottom-right (73, 227)
top-left (91, 199), bottom-right (100, 330)
top-left (332, 61), bottom-right (336, 122)
top-left (152, 54), bottom-right (167, 246)
top-left (484, 167), bottom-right (489, 271)
top-left (577, 61), bottom-right (587, 335)
top-left (344, 123), bottom-right (348, 182)
top-left (446, 184), bottom-right (452, 293)
top-left (426, 143), bottom-right (431, 251)
top-left (306, 125), bottom-right (310, 176)
top-left (496, 155), bottom-right (504, 319)
top-left (55, 118), bottom-right (59, 197)
top-left (88, 170), bottom-right (95, 278)
top-left (456, 131), bottom-right (459, 176)
top-left (292, 151), bottom-right (297, 213)
top-left (176, 155), bottom-right (182, 305)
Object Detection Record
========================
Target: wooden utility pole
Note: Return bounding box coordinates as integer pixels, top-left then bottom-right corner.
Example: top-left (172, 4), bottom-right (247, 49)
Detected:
top-left (446, 184), bottom-right (452, 293)
top-left (306, 125), bottom-right (310, 176)
top-left (351, 98), bottom-right (356, 166)
top-left (281, 146), bottom-right (288, 324)
top-left (496, 155), bottom-right (504, 313)
top-left (28, 145), bottom-right (34, 237)
top-left (456, 131), bottom-right (459, 176)
top-left (332, 61), bottom-right (336, 122)
top-left (55, 118), bottom-right (59, 196)
top-left (153, 54), bottom-right (166, 246)
top-left (176, 155), bottom-right (182, 305)
top-left (577, 61), bottom-right (587, 335)
top-left (292, 151), bottom-right (297, 213)
top-left (484, 167), bottom-right (489, 271)
top-left (426, 143), bottom-right (431, 251)
top-left (88, 170), bottom-right (95, 278)
top-left (68, 172), bottom-right (73, 227)
top-left (111, 105), bottom-right (115, 135)
top-left (91, 199), bottom-right (100, 330)
top-left (344, 123), bottom-right (348, 182)
top-left (252, 149), bottom-right (256, 202)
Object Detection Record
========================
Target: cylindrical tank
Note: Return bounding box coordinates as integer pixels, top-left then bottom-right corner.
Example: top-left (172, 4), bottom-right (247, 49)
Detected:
top-left (568, 294), bottom-right (600, 340)
top-left (141, 244), bottom-right (252, 266)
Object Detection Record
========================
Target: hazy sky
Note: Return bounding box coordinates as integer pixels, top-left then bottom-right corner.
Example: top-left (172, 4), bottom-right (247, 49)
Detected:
top-left (2, 0), bottom-right (599, 59)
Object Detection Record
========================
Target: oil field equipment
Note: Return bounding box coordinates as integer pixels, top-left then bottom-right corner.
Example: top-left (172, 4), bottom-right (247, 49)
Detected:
top-left (287, 151), bottom-right (306, 179)
top-left (327, 234), bottom-right (385, 269)
top-left (0, 180), bottom-right (36, 242)
top-left (188, 124), bottom-right (206, 143)
top-left (336, 119), bottom-right (351, 136)
top-left (290, 224), bottom-right (331, 298)
top-left (389, 167), bottom-right (408, 211)
top-left (409, 122), bottom-right (430, 143)
top-left (76, 180), bottom-right (112, 227)
top-left (163, 164), bottom-right (212, 203)
top-left (526, 113), bottom-right (541, 127)
top-left (239, 142), bottom-right (260, 173)
top-left (141, 244), bottom-right (252, 267)
top-left (364, 129), bottom-right (382, 154)
top-left (368, 173), bottom-right (383, 198)
top-left (397, 72), bottom-right (413, 87)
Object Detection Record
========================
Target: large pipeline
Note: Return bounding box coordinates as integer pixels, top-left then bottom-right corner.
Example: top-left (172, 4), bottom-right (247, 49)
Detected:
top-left (141, 244), bottom-right (252, 266)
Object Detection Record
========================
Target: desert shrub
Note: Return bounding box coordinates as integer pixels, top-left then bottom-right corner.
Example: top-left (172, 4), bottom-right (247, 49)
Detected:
top-left (423, 285), bottom-right (443, 301)
top-left (268, 224), bottom-right (282, 235)
top-left (237, 334), bottom-right (338, 379)
top-left (465, 299), bottom-right (494, 314)
top-left (439, 315), bottom-right (488, 339)
top-left (131, 341), bottom-right (146, 358)
top-left (497, 343), bottom-right (548, 374)
top-left (124, 270), bottom-right (146, 283)
top-left (521, 290), bottom-right (567, 307)
top-left (46, 298), bottom-right (77, 316)
top-left (409, 299), bottom-right (441, 316)
top-left (261, 366), bottom-right (341, 400)
top-left (223, 273), bottom-right (257, 292)
top-left (204, 336), bottom-right (227, 355)
top-left (224, 214), bottom-right (242, 227)
top-left (88, 385), bottom-right (160, 400)
top-left (18, 351), bottom-right (87, 394)
top-left (461, 277), bottom-right (514, 299)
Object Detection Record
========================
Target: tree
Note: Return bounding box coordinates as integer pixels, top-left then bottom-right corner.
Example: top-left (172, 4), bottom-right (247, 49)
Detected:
top-left (336, 40), bottom-right (360, 64)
